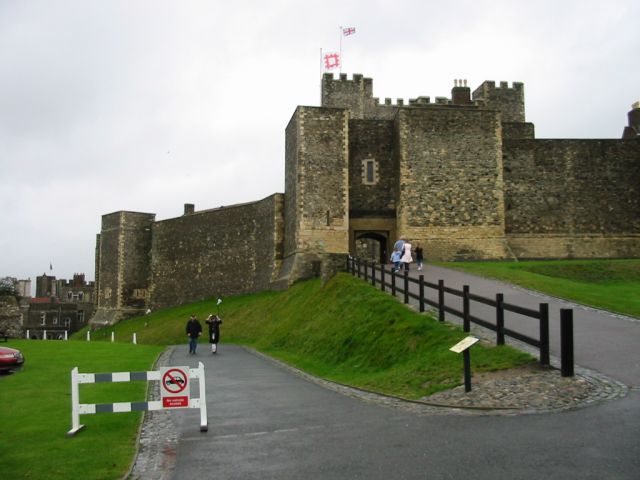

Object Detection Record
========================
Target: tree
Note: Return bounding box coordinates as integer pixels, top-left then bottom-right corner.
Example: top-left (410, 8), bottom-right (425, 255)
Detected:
top-left (0, 277), bottom-right (18, 298)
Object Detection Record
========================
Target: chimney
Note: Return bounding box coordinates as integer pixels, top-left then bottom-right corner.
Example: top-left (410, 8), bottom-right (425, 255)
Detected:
top-left (184, 203), bottom-right (195, 215)
top-left (452, 78), bottom-right (471, 105)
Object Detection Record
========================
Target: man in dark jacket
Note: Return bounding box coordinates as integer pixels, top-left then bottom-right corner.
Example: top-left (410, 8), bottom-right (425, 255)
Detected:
top-left (186, 315), bottom-right (202, 354)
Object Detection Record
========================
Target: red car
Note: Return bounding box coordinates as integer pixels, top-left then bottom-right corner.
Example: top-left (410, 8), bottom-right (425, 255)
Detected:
top-left (0, 346), bottom-right (25, 373)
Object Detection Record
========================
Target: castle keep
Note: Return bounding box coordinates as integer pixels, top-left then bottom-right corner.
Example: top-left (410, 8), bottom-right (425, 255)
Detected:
top-left (92, 74), bottom-right (640, 324)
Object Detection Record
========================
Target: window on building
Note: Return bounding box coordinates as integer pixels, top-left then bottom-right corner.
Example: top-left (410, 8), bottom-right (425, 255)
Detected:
top-left (362, 159), bottom-right (378, 185)
top-left (78, 310), bottom-right (85, 323)
top-left (64, 318), bottom-right (71, 328)
top-left (40, 312), bottom-right (46, 326)
top-left (52, 316), bottom-right (58, 325)
top-left (78, 292), bottom-right (84, 301)
top-left (67, 291), bottom-right (73, 300)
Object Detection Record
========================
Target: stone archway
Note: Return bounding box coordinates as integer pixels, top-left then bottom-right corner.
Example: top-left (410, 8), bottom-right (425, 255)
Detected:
top-left (354, 231), bottom-right (388, 265)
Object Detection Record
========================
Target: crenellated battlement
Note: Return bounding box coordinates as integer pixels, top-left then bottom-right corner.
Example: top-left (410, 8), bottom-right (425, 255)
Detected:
top-left (472, 80), bottom-right (525, 122)
top-left (322, 73), bottom-right (525, 118)
top-left (475, 80), bottom-right (524, 92)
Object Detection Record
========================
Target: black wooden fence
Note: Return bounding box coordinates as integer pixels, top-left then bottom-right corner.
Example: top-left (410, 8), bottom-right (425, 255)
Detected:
top-left (346, 256), bottom-right (575, 376)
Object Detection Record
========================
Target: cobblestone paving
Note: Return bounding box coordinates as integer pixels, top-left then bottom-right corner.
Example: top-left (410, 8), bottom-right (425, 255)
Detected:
top-left (127, 348), bottom-right (178, 480)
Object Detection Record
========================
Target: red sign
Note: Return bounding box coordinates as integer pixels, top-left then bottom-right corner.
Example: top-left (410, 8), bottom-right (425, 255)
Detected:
top-left (163, 396), bottom-right (189, 408)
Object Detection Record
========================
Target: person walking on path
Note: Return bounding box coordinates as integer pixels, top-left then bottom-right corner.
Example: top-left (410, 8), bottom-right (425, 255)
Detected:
top-left (390, 248), bottom-right (402, 273)
top-left (393, 238), bottom-right (405, 255)
top-left (205, 314), bottom-right (223, 354)
top-left (186, 314), bottom-right (202, 354)
top-left (415, 243), bottom-right (424, 271)
top-left (401, 240), bottom-right (413, 272)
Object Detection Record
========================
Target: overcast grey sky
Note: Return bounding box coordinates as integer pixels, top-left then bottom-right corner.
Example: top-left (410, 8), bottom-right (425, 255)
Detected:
top-left (1, 0), bottom-right (638, 292)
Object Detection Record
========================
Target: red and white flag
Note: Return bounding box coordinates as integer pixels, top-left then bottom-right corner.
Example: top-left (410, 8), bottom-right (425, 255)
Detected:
top-left (342, 26), bottom-right (356, 36)
top-left (323, 52), bottom-right (340, 70)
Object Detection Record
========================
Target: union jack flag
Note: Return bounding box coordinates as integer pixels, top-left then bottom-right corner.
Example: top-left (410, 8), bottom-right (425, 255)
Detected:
top-left (342, 27), bottom-right (356, 36)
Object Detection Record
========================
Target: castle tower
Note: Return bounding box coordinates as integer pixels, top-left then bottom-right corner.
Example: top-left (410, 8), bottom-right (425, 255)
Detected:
top-left (274, 105), bottom-right (350, 286)
top-left (623, 101), bottom-right (640, 138)
top-left (321, 73), bottom-right (375, 119)
top-left (472, 81), bottom-right (525, 123)
top-left (91, 211), bottom-right (155, 325)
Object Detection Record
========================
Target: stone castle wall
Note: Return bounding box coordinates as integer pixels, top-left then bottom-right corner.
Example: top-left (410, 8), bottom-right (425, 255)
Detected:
top-left (395, 106), bottom-right (508, 260)
top-left (504, 138), bottom-right (640, 258)
top-left (150, 194), bottom-right (283, 309)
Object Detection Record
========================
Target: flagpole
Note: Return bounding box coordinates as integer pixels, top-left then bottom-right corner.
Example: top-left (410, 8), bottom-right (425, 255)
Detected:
top-left (339, 26), bottom-right (342, 74)
top-left (320, 48), bottom-right (323, 104)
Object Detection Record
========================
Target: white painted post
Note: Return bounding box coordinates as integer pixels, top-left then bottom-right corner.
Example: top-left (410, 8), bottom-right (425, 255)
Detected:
top-left (111, 332), bottom-right (115, 342)
top-left (198, 361), bottom-right (208, 432)
top-left (67, 367), bottom-right (85, 436)
top-left (64, 330), bottom-right (68, 341)
top-left (132, 333), bottom-right (137, 344)
top-left (43, 330), bottom-right (47, 340)
top-left (86, 331), bottom-right (90, 342)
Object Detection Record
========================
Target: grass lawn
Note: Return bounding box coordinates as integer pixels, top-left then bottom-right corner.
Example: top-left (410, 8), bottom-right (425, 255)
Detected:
top-left (0, 340), bottom-right (163, 480)
top-left (436, 259), bottom-right (640, 318)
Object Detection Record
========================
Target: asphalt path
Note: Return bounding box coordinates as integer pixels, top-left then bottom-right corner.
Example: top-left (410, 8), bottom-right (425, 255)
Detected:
top-left (166, 267), bottom-right (640, 479)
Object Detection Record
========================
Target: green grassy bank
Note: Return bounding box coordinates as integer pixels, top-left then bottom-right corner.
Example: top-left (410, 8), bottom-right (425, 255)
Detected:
top-left (436, 259), bottom-right (640, 318)
top-left (81, 273), bottom-right (532, 399)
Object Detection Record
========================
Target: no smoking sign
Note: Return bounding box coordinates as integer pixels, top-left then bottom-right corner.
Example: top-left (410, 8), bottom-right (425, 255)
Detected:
top-left (160, 366), bottom-right (190, 408)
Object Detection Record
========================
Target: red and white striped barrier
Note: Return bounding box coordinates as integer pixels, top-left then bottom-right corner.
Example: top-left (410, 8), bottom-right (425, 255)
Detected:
top-left (67, 362), bottom-right (208, 436)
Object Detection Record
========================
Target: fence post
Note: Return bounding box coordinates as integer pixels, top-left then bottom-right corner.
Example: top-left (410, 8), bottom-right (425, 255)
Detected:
top-left (380, 266), bottom-right (386, 292)
top-left (68, 367), bottom-right (85, 436)
top-left (438, 280), bottom-right (445, 322)
top-left (403, 271), bottom-right (409, 304)
top-left (351, 257), bottom-right (355, 276)
top-left (346, 255), bottom-right (350, 273)
top-left (364, 260), bottom-right (368, 282)
top-left (419, 275), bottom-right (425, 312)
top-left (357, 259), bottom-right (361, 278)
top-left (463, 285), bottom-right (470, 332)
top-left (86, 331), bottom-right (91, 342)
top-left (496, 293), bottom-right (505, 345)
top-left (43, 330), bottom-right (47, 340)
top-left (539, 303), bottom-right (550, 366)
top-left (197, 362), bottom-right (209, 432)
top-left (371, 262), bottom-right (376, 286)
top-left (391, 270), bottom-right (396, 297)
top-left (560, 309), bottom-right (574, 377)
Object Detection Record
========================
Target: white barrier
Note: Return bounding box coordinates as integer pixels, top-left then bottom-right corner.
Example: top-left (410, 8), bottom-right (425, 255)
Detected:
top-left (67, 362), bottom-right (208, 436)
